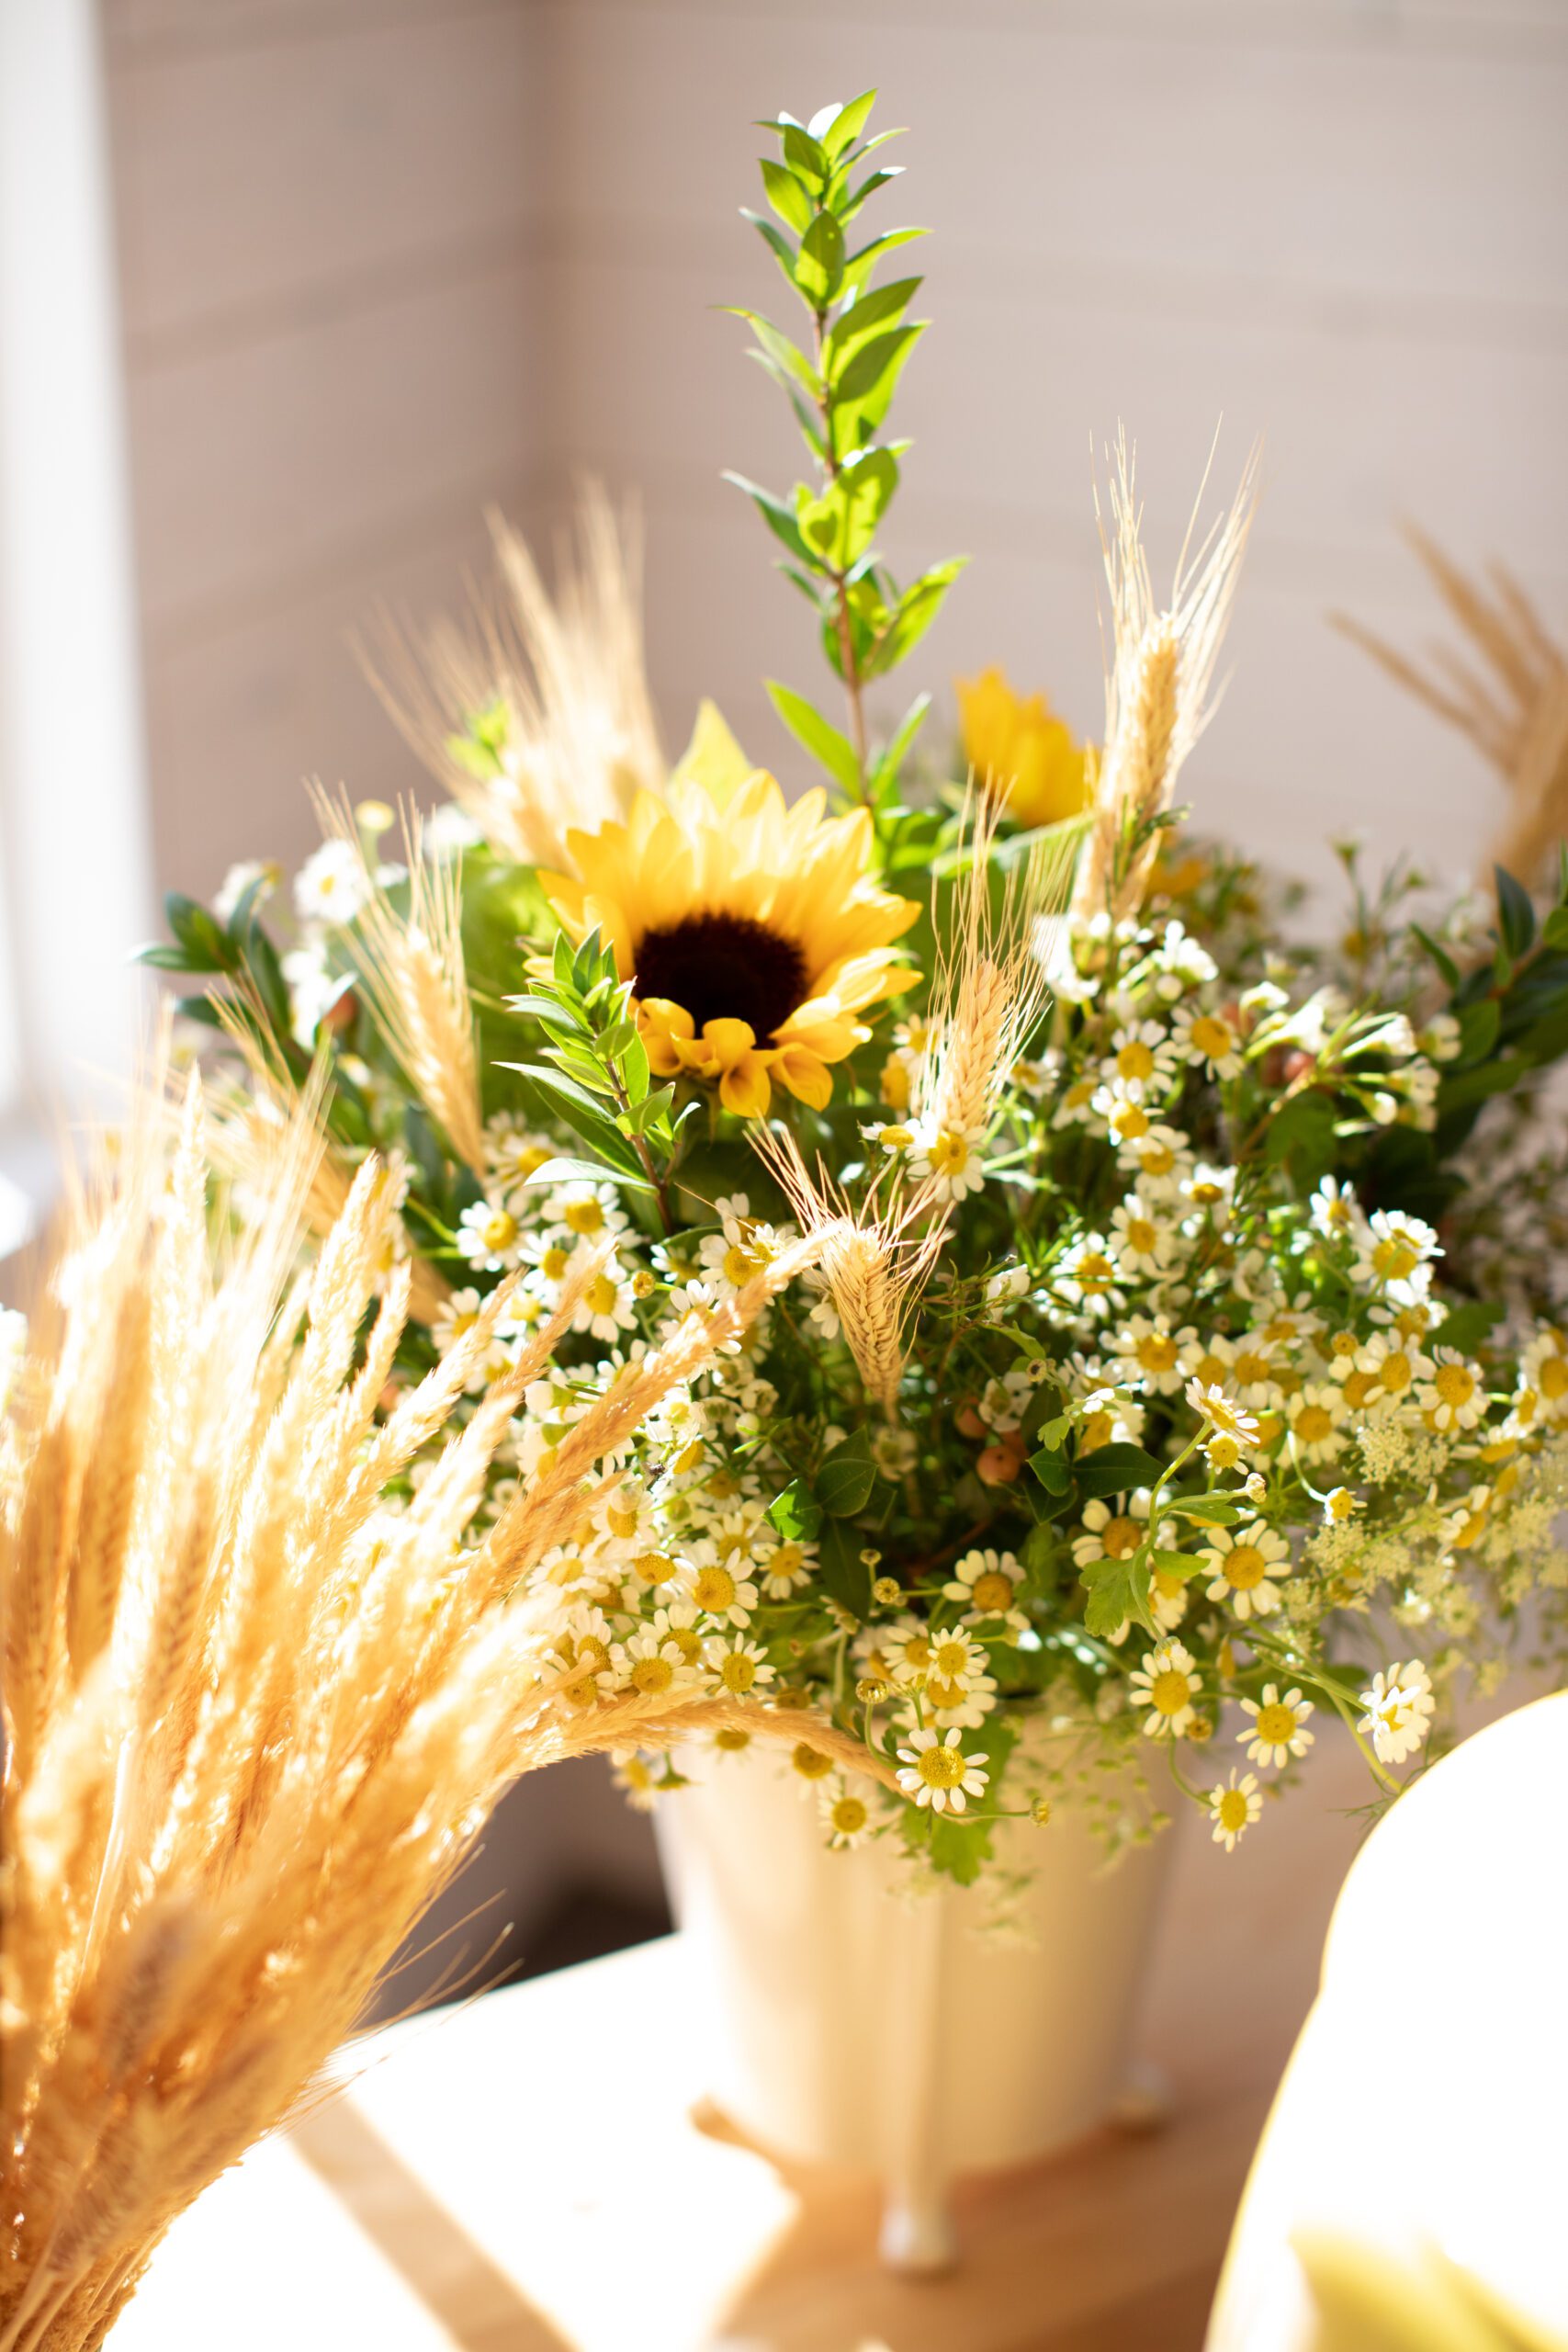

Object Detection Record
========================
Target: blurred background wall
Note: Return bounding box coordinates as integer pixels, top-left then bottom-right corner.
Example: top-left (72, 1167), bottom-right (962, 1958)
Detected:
top-left (8, 0), bottom-right (1560, 1988)
top-left (99, 0), bottom-right (1568, 909)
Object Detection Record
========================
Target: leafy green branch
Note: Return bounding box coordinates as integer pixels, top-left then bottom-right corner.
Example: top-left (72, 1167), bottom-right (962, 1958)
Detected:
top-left (727, 91), bottom-right (965, 806)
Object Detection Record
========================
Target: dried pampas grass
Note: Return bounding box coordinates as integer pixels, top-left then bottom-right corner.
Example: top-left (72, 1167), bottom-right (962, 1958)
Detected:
top-left (361, 486), bottom-right (664, 870)
top-left (1332, 525), bottom-right (1568, 888)
top-left (1071, 432), bottom-right (1259, 927)
top-left (0, 1056), bottom-right (850, 2352)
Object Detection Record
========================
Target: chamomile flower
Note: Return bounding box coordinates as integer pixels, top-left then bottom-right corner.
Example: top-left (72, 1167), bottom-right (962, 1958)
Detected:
top-left (1129, 1641), bottom-right (1201, 1740)
top-left (1201, 1521), bottom-right (1289, 1620)
top-left (1350, 1208), bottom-right (1442, 1301)
top-left (1054, 1234), bottom-right (1126, 1320)
top-left (1208, 1770), bottom-right (1263, 1851)
top-left (1417, 1348), bottom-right (1487, 1433)
top-left (821, 1785), bottom-right (876, 1849)
top-left (1173, 1004), bottom-right (1244, 1080)
top-left (704, 1632), bottom-right (775, 1697)
top-left (547, 1180), bottom-right (628, 1246)
top-left (1357, 1659), bottom-right (1435, 1764)
top-left (1149, 1564), bottom-right (1191, 1632)
top-left (908, 1118), bottom-right (987, 1204)
top-left (1109, 1314), bottom-right (1195, 1396)
top-left (617, 1627), bottom-right (700, 1701)
top-left (456, 1196), bottom-right (526, 1272)
top-left (942, 1546), bottom-right (1028, 1632)
top-left (1185, 1378), bottom-right (1261, 1448)
top-left (1355, 1330), bottom-right (1434, 1413)
top-left (1109, 1193), bottom-right (1179, 1278)
top-left (1308, 1178), bottom-right (1361, 1249)
top-left (896, 1726), bottom-right (989, 1814)
top-left (1072, 1491), bottom-right (1151, 1569)
top-left (1237, 1684), bottom-right (1314, 1769)
top-left (1122, 1122), bottom-right (1190, 1193)
top-left (483, 1114), bottom-right (556, 1191)
top-left (1286, 1384), bottom-right (1349, 1463)
top-left (880, 1619), bottom-right (935, 1687)
top-left (1179, 1161), bottom-right (1236, 1216)
top-left (1103, 1020), bottom-right (1179, 1099)
top-left (679, 1551), bottom-right (759, 1628)
top-left (611, 1751), bottom-right (660, 1812)
top-left (759, 1539), bottom-right (817, 1600)
top-left (294, 837), bottom-right (372, 926)
top-left (570, 1260), bottom-right (639, 1342)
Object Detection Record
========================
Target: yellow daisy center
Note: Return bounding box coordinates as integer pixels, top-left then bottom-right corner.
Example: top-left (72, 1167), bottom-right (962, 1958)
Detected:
top-left (831, 1795), bottom-right (868, 1837)
top-left (927, 1131), bottom-right (971, 1178)
top-left (562, 1198), bottom-right (605, 1237)
top-left (932, 1639), bottom-right (970, 1679)
top-left (1540, 1358), bottom-right (1568, 1399)
top-left (1150, 1669), bottom-right (1191, 1716)
top-left (1190, 1015), bottom-right (1234, 1060)
top-left (1233, 1351), bottom-right (1271, 1388)
top-left (793, 1743), bottom-right (834, 1781)
top-left (1378, 1351), bottom-right (1415, 1394)
top-left (925, 1674), bottom-right (966, 1710)
top-left (970, 1570), bottom-right (1014, 1612)
top-left (918, 1744), bottom-right (964, 1789)
top-left (1436, 1363), bottom-right (1475, 1408)
top-left (1138, 1335), bottom-right (1179, 1373)
top-left (1216, 1788), bottom-right (1250, 1832)
top-left (631, 1654), bottom-right (674, 1696)
top-left (723, 1242), bottom-right (767, 1285)
top-left (482, 1209), bottom-right (519, 1251)
top-left (585, 1273), bottom-right (620, 1317)
top-left (693, 1565), bottom-right (738, 1613)
top-left (540, 1243), bottom-right (570, 1283)
top-left (1100, 1516), bottom-right (1142, 1560)
top-left (1295, 1404), bottom-right (1333, 1444)
top-left (1110, 1101), bottom-right (1150, 1140)
top-left (1255, 1702), bottom-right (1296, 1745)
top-left (719, 1651), bottom-right (757, 1693)
top-left (1371, 1235), bottom-right (1421, 1283)
top-left (1124, 1216), bottom-right (1158, 1255)
top-left (1117, 1040), bottom-right (1156, 1081)
top-left (1224, 1544), bottom-right (1267, 1590)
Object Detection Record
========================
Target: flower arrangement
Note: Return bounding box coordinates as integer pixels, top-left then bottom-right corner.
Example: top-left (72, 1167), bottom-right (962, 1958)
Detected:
top-left (141, 92), bottom-right (1568, 1892)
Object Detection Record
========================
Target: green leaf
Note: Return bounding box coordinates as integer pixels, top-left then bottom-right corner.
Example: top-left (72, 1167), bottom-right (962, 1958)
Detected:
top-left (818, 1516), bottom-right (872, 1617)
top-left (506, 990), bottom-right (590, 1032)
top-left (741, 208), bottom-right (800, 291)
top-left (1167, 1494), bottom-right (1252, 1526)
top-left (520, 1153), bottom-right (653, 1197)
top-left (1076, 1442), bottom-right (1166, 1498)
top-left (1542, 907), bottom-right (1568, 953)
top-left (1495, 865), bottom-right (1537, 959)
top-left (826, 277), bottom-right (921, 370)
top-left (817, 89), bottom-right (876, 161)
top-left (781, 122), bottom-right (827, 183)
top-left (1456, 997), bottom-right (1501, 1064)
top-left (795, 209), bottom-right (845, 306)
top-left (865, 558), bottom-right (967, 677)
top-left (839, 166), bottom-right (902, 222)
top-left (164, 891), bottom-right (233, 974)
top-left (1079, 1554), bottom-right (1154, 1641)
top-left (725, 311), bottom-right (821, 399)
top-left (840, 225), bottom-right (926, 298)
top-left (134, 941), bottom-right (202, 971)
top-left (818, 1427), bottom-right (878, 1516)
top-left (768, 1480), bottom-right (824, 1544)
top-left (835, 322), bottom-right (922, 409)
top-left (759, 158), bottom-right (811, 234)
top-left (722, 469), bottom-right (815, 565)
top-left (870, 692), bottom-right (931, 796)
top-left (766, 681), bottom-right (862, 795)
top-left (1410, 922), bottom-right (1461, 989)
top-left (1028, 1446), bottom-right (1071, 1496)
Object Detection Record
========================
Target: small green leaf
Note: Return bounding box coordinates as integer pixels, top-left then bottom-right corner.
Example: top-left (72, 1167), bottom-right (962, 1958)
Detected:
top-left (1028, 1446), bottom-right (1071, 1496)
top-left (817, 89), bottom-right (876, 160)
top-left (759, 158), bottom-right (811, 233)
top-left (768, 1480), bottom-right (824, 1543)
top-left (795, 209), bottom-right (845, 306)
top-left (870, 692), bottom-right (931, 795)
top-left (1167, 1494), bottom-right (1252, 1527)
top-left (1076, 1442), bottom-right (1165, 1498)
top-left (840, 225), bottom-right (926, 298)
top-left (1495, 865), bottom-right (1537, 959)
top-left (1456, 997), bottom-right (1501, 1064)
top-left (722, 469), bottom-right (815, 564)
top-left (1542, 907), bottom-right (1568, 953)
top-left (520, 1153), bottom-right (653, 1196)
top-left (766, 681), bottom-right (862, 795)
top-left (818, 1427), bottom-right (878, 1516)
top-left (1410, 922), bottom-right (1461, 988)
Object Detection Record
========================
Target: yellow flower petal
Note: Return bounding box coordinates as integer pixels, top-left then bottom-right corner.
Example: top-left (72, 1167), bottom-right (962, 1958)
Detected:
top-left (719, 1054), bottom-right (773, 1119)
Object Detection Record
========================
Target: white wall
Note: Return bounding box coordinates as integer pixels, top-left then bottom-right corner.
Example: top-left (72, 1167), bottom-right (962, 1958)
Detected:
top-left (102, 0), bottom-right (547, 896)
top-left (535, 0), bottom-right (1568, 899)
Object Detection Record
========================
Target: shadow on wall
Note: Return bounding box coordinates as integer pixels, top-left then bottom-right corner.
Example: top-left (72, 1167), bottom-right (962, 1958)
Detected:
top-left (368, 1755), bottom-right (671, 2020)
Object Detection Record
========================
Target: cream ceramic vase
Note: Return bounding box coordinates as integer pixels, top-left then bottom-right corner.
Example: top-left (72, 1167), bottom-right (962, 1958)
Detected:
top-left (653, 1744), bottom-right (1177, 2270)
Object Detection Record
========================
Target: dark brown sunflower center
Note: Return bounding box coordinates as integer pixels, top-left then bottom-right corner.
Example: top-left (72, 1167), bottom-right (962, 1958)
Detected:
top-left (635, 913), bottom-right (807, 1043)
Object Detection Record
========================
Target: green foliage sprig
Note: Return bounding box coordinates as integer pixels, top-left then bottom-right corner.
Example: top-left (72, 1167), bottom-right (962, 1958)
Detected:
top-left (728, 92), bottom-right (966, 806)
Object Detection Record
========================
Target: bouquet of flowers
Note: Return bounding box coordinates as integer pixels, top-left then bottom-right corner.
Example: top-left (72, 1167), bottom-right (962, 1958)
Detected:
top-left (147, 92), bottom-right (1568, 1889)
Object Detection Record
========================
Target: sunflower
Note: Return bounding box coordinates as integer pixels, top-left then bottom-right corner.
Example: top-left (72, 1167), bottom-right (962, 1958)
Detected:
top-left (540, 704), bottom-right (919, 1116)
top-left (956, 666), bottom-right (1091, 829)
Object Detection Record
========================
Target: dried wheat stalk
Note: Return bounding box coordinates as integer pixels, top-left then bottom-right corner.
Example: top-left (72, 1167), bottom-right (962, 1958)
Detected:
top-left (755, 1129), bottom-right (947, 1417)
top-left (920, 791), bottom-right (1077, 1143)
top-left (1331, 524), bottom-right (1568, 887)
top-left (359, 486), bottom-right (664, 869)
top-left (1070, 432), bottom-right (1259, 926)
top-left (0, 1060), bottom-right (850, 2352)
top-left (306, 788), bottom-right (486, 1173)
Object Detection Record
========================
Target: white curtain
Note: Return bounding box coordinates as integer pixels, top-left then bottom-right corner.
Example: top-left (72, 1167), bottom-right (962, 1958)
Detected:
top-left (0, 0), bottom-right (152, 1250)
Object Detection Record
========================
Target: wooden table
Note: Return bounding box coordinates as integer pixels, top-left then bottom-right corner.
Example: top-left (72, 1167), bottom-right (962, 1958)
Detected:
top-left (113, 1735), bottom-right (1374, 2352)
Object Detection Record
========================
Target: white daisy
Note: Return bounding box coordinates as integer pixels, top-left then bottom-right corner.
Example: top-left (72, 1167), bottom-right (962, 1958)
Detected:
top-left (1357, 1659), bottom-right (1435, 1765)
top-left (1201, 1520), bottom-right (1290, 1620)
top-left (1128, 1640), bottom-right (1201, 1740)
top-left (1237, 1683), bottom-right (1314, 1769)
top-left (895, 1726), bottom-right (989, 1814)
top-left (908, 1119), bottom-right (987, 1204)
top-left (456, 1196), bottom-right (526, 1272)
top-left (1208, 1770), bottom-right (1263, 1851)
